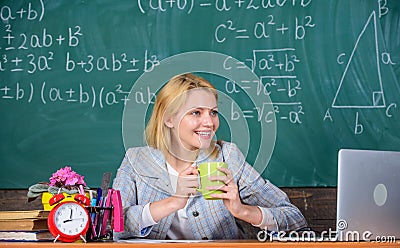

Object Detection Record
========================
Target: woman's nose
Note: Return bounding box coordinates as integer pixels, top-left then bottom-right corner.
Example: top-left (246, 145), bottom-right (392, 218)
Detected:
top-left (201, 113), bottom-right (213, 126)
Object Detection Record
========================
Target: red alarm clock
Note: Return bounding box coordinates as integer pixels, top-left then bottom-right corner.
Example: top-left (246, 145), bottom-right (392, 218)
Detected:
top-left (47, 194), bottom-right (90, 242)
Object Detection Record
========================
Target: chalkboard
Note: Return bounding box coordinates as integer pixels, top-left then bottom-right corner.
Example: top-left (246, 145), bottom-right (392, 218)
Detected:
top-left (1, 0), bottom-right (399, 188)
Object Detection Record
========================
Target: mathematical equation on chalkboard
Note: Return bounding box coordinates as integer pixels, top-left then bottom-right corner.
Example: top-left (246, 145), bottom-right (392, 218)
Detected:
top-left (0, 23), bottom-right (160, 74)
top-left (0, 0), bottom-right (313, 126)
top-left (1, 0), bottom-right (398, 133)
top-left (135, 0), bottom-right (312, 14)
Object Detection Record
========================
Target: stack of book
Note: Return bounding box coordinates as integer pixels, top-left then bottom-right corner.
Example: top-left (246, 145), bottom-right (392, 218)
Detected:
top-left (0, 210), bottom-right (53, 241)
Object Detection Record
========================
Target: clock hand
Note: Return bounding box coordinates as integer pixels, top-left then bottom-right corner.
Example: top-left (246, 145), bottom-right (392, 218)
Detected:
top-left (70, 217), bottom-right (85, 221)
top-left (63, 209), bottom-right (74, 223)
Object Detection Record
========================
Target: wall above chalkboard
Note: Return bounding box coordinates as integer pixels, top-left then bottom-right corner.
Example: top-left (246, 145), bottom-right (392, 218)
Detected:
top-left (0, 0), bottom-right (399, 188)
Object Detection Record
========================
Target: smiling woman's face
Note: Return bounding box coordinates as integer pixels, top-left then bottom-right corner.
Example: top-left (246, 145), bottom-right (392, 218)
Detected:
top-left (167, 88), bottom-right (219, 152)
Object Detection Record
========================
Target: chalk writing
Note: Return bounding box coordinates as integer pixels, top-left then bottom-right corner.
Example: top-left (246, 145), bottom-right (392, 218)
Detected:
top-left (0, 81), bottom-right (158, 108)
top-left (136, 0), bottom-right (312, 14)
top-left (65, 50), bottom-right (160, 73)
top-left (0, 0), bottom-right (315, 129)
top-left (325, 8), bottom-right (398, 135)
top-left (0, 0), bottom-right (45, 22)
top-left (231, 101), bottom-right (304, 124)
top-left (1, 25), bottom-right (82, 51)
top-left (0, 50), bottom-right (160, 74)
top-left (215, 16), bottom-right (315, 43)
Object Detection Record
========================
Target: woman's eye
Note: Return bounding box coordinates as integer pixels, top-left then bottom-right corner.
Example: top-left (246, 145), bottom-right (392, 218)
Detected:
top-left (191, 111), bottom-right (200, 116)
top-left (211, 110), bottom-right (219, 116)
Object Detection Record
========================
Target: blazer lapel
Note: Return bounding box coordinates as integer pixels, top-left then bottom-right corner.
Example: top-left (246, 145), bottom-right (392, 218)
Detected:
top-left (133, 147), bottom-right (174, 195)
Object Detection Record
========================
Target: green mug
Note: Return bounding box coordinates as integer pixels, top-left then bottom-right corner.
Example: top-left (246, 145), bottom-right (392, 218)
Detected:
top-left (197, 162), bottom-right (228, 200)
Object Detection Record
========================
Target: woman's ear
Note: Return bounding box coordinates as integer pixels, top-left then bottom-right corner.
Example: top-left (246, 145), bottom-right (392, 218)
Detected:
top-left (164, 115), bottom-right (174, 128)
top-left (164, 120), bottom-right (173, 128)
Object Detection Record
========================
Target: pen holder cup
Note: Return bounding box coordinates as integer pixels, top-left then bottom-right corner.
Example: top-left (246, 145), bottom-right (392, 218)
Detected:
top-left (85, 206), bottom-right (114, 242)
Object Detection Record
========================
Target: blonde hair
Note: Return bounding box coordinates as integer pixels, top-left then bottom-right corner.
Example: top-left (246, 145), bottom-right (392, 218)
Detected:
top-left (145, 73), bottom-right (220, 159)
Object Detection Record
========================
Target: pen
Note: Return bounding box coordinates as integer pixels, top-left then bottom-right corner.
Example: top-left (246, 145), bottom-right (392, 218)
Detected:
top-left (90, 198), bottom-right (97, 221)
top-left (96, 188), bottom-right (102, 206)
top-left (89, 190), bottom-right (93, 201)
top-left (89, 199), bottom-right (98, 239)
top-left (95, 195), bottom-right (105, 238)
top-left (79, 184), bottom-right (85, 195)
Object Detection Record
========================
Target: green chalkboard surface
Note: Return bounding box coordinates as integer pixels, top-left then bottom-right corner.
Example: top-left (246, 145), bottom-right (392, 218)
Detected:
top-left (1, 0), bottom-right (399, 188)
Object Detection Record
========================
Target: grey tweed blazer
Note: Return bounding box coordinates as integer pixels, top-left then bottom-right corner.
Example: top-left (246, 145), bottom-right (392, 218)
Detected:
top-left (112, 141), bottom-right (307, 240)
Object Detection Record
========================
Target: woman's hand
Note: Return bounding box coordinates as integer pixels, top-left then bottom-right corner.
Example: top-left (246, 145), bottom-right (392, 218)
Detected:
top-left (149, 164), bottom-right (199, 222)
top-left (207, 167), bottom-right (262, 225)
top-left (174, 164), bottom-right (199, 208)
top-left (207, 167), bottom-right (243, 215)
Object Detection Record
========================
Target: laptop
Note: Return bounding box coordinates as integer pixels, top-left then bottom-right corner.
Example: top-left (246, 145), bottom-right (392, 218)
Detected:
top-left (336, 149), bottom-right (400, 241)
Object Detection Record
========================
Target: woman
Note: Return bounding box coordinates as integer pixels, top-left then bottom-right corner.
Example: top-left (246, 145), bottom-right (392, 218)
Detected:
top-left (113, 73), bottom-right (307, 240)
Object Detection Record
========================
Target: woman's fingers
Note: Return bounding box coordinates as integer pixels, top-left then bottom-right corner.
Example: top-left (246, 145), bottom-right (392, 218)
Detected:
top-left (176, 164), bottom-right (199, 197)
top-left (215, 167), bottom-right (233, 184)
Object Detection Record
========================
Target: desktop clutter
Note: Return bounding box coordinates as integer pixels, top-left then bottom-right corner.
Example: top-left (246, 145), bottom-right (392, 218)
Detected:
top-left (16, 166), bottom-right (124, 243)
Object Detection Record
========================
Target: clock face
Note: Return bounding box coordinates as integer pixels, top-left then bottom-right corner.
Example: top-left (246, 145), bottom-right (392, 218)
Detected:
top-left (53, 202), bottom-right (89, 236)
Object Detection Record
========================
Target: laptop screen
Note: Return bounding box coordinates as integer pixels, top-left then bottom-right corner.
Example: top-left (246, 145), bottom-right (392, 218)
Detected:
top-left (336, 149), bottom-right (400, 241)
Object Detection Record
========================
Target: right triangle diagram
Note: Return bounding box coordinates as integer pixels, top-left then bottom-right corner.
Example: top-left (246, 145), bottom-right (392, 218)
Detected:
top-left (332, 11), bottom-right (386, 109)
